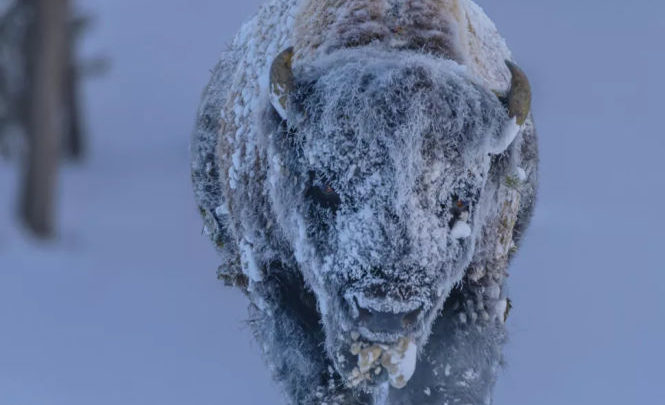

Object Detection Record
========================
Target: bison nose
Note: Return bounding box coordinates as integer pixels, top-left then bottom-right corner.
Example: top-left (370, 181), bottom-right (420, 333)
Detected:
top-left (352, 297), bottom-right (423, 333)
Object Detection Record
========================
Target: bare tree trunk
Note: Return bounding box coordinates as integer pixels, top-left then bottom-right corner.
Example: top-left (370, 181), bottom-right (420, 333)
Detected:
top-left (20, 0), bottom-right (69, 237)
top-left (63, 47), bottom-right (84, 160)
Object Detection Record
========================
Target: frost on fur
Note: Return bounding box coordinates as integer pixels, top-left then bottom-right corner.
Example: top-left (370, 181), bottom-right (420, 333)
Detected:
top-left (191, 1), bottom-right (538, 404)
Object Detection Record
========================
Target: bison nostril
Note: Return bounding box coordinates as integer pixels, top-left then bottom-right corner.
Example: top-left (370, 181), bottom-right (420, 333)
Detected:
top-left (353, 297), bottom-right (423, 333)
top-left (402, 308), bottom-right (422, 328)
top-left (357, 305), bottom-right (372, 321)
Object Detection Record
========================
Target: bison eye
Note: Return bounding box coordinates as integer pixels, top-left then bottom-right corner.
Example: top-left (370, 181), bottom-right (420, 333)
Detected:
top-left (447, 195), bottom-right (470, 228)
top-left (306, 183), bottom-right (341, 212)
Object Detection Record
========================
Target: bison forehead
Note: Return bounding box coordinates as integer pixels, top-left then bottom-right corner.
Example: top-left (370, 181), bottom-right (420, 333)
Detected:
top-left (289, 51), bottom-right (505, 180)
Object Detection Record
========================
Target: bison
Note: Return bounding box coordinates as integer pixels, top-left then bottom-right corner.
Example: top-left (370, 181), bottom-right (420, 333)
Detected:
top-left (191, 0), bottom-right (538, 404)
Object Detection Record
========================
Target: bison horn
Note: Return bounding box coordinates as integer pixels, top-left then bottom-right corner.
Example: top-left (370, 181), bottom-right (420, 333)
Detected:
top-left (269, 47), bottom-right (295, 120)
top-left (504, 60), bottom-right (532, 126)
top-left (489, 60), bottom-right (532, 154)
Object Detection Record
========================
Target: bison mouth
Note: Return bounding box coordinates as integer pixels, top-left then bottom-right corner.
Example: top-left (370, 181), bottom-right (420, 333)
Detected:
top-left (323, 285), bottom-right (445, 391)
top-left (345, 292), bottom-right (427, 343)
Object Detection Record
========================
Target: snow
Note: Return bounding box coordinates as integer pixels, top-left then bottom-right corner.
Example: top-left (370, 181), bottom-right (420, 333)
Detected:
top-left (495, 299), bottom-right (508, 322)
top-left (463, 368), bottom-right (480, 381)
top-left (348, 336), bottom-right (418, 389)
top-left (515, 167), bottom-right (527, 182)
top-left (489, 116), bottom-right (520, 154)
top-left (450, 220), bottom-right (472, 239)
top-left (239, 240), bottom-right (263, 282)
top-left (383, 338), bottom-right (418, 389)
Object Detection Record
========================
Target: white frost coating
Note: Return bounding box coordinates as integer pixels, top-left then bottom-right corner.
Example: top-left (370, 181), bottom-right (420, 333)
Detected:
top-left (451, 221), bottom-right (472, 239)
top-left (489, 117), bottom-right (520, 154)
top-left (495, 299), bottom-right (508, 323)
top-left (461, 0), bottom-right (513, 88)
top-left (463, 368), bottom-right (480, 381)
top-left (215, 203), bottom-right (229, 216)
top-left (239, 240), bottom-right (263, 282)
top-left (348, 336), bottom-right (418, 389)
top-left (487, 284), bottom-right (501, 300)
top-left (382, 337), bottom-right (418, 389)
top-left (516, 167), bottom-right (527, 182)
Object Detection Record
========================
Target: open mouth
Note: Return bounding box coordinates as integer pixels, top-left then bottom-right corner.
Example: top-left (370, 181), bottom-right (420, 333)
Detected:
top-left (331, 293), bottom-right (431, 390)
top-left (356, 302), bottom-right (423, 339)
top-left (345, 291), bottom-right (428, 342)
top-left (325, 279), bottom-right (451, 391)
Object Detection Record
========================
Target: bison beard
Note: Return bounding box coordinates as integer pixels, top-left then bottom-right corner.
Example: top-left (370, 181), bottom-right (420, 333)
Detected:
top-left (191, 1), bottom-right (538, 404)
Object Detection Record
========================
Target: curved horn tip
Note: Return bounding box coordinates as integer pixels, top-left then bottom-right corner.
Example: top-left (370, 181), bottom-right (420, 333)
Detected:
top-left (504, 59), bottom-right (532, 126)
top-left (269, 47), bottom-right (295, 119)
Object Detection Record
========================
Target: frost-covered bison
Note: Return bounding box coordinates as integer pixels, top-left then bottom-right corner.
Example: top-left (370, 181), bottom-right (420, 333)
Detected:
top-left (191, 0), bottom-right (537, 403)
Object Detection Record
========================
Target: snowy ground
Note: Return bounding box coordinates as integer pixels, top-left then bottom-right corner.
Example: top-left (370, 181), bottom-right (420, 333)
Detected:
top-left (1, 1), bottom-right (664, 404)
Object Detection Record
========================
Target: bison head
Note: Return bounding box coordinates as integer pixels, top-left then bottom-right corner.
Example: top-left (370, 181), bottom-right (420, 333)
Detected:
top-left (266, 47), bottom-right (530, 390)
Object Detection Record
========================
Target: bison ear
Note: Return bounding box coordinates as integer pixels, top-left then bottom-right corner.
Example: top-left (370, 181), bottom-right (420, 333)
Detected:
top-left (269, 47), bottom-right (295, 120)
top-left (489, 60), bottom-right (532, 154)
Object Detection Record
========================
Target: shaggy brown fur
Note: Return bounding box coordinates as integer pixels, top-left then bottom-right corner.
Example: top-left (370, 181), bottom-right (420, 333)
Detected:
top-left (295, 0), bottom-right (468, 61)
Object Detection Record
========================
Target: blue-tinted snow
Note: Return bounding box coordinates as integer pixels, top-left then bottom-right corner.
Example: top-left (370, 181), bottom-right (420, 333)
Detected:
top-left (1, 1), bottom-right (664, 404)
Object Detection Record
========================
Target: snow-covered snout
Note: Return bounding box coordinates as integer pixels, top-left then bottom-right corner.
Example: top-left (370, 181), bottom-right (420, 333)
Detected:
top-left (268, 48), bottom-right (530, 390)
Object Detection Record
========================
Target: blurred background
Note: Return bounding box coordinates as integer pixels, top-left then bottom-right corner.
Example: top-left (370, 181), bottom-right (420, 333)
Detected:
top-left (0, 0), bottom-right (663, 404)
